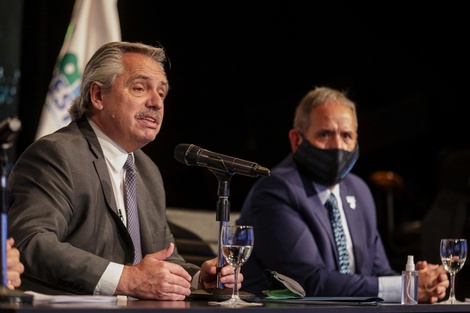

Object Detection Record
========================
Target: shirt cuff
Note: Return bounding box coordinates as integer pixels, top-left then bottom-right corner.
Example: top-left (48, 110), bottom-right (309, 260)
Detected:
top-left (378, 276), bottom-right (402, 303)
top-left (94, 262), bottom-right (124, 295)
top-left (191, 271), bottom-right (201, 289)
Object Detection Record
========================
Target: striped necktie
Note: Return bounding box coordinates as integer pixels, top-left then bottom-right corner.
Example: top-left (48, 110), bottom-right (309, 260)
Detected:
top-left (325, 193), bottom-right (350, 274)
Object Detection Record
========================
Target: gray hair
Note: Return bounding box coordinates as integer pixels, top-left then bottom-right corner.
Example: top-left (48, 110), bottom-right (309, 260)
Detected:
top-left (69, 41), bottom-right (167, 121)
top-left (293, 86), bottom-right (358, 133)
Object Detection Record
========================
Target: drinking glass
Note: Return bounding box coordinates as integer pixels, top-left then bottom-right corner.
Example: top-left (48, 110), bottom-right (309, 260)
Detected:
top-left (440, 239), bottom-right (467, 304)
top-left (209, 225), bottom-right (262, 307)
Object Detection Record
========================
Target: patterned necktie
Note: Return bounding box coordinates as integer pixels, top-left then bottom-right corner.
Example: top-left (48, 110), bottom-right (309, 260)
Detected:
top-left (124, 154), bottom-right (142, 264)
top-left (325, 193), bottom-right (350, 274)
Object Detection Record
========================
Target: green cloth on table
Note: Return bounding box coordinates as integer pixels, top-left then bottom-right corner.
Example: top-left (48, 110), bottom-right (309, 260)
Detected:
top-left (262, 270), bottom-right (306, 299)
top-left (262, 288), bottom-right (303, 299)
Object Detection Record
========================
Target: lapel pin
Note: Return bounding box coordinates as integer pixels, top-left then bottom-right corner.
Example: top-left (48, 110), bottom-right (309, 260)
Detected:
top-left (345, 196), bottom-right (356, 209)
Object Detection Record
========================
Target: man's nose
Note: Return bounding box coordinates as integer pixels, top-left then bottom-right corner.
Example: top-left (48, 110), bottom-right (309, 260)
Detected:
top-left (146, 91), bottom-right (164, 109)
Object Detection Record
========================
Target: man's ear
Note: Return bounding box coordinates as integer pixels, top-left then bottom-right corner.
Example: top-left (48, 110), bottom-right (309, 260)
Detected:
top-left (288, 129), bottom-right (302, 152)
top-left (89, 82), bottom-right (104, 110)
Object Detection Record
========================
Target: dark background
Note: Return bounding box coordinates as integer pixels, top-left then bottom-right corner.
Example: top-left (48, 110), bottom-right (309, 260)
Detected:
top-left (9, 1), bottom-right (470, 268)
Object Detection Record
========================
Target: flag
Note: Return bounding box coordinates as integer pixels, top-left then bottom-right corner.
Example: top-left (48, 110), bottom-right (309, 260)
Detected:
top-left (35, 0), bottom-right (121, 140)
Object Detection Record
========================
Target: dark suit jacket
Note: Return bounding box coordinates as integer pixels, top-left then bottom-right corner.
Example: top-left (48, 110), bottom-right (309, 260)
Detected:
top-left (7, 119), bottom-right (199, 295)
top-left (237, 155), bottom-right (397, 296)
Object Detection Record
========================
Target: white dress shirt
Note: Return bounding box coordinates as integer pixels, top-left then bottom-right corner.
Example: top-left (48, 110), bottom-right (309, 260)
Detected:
top-left (314, 182), bottom-right (401, 302)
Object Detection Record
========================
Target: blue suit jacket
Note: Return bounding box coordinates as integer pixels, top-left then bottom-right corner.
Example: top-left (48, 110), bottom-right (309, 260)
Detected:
top-left (237, 154), bottom-right (397, 296)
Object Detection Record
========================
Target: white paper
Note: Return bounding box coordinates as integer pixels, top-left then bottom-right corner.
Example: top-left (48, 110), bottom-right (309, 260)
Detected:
top-left (25, 291), bottom-right (118, 304)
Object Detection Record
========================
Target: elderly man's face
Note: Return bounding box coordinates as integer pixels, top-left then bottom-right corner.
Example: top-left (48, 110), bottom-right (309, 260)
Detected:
top-left (303, 101), bottom-right (358, 152)
top-left (91, 52), bottom-right (168, 152)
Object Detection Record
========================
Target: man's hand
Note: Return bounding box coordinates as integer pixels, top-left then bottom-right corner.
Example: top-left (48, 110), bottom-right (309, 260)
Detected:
top-left (198, 257), bottom-right (242, 290)
top-left (416, 261), bottom-right (449, 303)
top-left (116, 243), bottom-right (192, 300)
top-left (6, 237), bottom-right (24, 290)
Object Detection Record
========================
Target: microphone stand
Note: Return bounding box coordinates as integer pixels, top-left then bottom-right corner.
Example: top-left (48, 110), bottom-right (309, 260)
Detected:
top-left (213, 170), bottom-right (232, 290)
top-left (1, 135), bottom-right (33, 304)
top-left (198, 168), bottom-right (253, 300)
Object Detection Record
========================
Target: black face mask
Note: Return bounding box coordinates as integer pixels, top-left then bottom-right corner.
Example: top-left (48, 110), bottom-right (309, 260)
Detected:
top-left (293, 139), bottom-right (359, 186)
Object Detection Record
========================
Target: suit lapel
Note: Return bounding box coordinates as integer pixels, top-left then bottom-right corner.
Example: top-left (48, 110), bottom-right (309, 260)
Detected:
top-left (134, 157), bottom-right (150, 255)
top-left (313, 195), bottom-right (336, 248)
top-left (299, 168), bottom-right (338, 258)
top-left (340, 183), bottom-right (365, 273)
top-left (77, 119), bottom-right (122, 223)
top-left (77, 119), bottom-right (140, 263)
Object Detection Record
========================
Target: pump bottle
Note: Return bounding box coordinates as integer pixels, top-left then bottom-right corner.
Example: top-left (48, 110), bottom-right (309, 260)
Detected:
top-left (401, 255), bottom-right (418, 304)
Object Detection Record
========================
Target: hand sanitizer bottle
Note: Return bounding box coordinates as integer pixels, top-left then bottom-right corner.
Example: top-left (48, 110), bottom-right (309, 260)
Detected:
top-left (401, 255), bottom-right (418, 304)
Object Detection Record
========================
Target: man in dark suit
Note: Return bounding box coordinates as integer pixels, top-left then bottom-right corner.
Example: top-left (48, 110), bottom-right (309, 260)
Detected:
top-left (7, 41), bottom-right (239, 300)
top-left (237, 86), bottom-right (448, 303)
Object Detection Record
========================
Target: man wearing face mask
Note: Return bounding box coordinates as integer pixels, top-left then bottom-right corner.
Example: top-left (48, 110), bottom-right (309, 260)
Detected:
top-left (237, 86), bottom-right (449, 303)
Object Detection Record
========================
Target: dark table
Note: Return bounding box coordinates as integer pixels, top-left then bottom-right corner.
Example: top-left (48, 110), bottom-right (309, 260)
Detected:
top-left (2, 299), bottom-right (470, 313)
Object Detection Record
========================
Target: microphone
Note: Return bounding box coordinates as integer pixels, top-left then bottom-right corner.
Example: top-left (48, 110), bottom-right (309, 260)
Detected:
top-left (0, 117), bottom-right (22, 146)
top-left (174, 143), bottom-right (270, 177)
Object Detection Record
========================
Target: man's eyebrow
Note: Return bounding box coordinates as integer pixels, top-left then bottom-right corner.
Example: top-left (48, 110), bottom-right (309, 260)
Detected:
top-left (317, 128), bottom-right (334, 132)
top-left (129, 76), bottom-right (169, 88)
top-left (130, 75), bottom-right (151, 81)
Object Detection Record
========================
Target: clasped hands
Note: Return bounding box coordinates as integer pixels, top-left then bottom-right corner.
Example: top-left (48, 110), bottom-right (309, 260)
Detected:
top-left (416, 260), bottom-right (449, 303)
top-left (117, 242), bottom-right (241, 300)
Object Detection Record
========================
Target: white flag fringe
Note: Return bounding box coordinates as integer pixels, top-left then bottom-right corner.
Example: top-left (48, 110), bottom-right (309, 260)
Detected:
top-left (35, 0), bottom-right (121, 140)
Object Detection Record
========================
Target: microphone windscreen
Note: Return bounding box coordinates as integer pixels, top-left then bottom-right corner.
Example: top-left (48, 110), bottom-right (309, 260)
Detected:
top-left (174, 143), bottom-right (202, 166)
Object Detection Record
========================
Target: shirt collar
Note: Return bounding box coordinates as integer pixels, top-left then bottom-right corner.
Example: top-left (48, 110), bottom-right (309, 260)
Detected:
top-left (88, 118), bottom-right (132, 171)
top-left (314, 182), bottom-right (340, 206)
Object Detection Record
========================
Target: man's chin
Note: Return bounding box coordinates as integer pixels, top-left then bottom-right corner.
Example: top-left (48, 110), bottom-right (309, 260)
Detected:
top-left (141, 132), bottom-right (159, 144)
